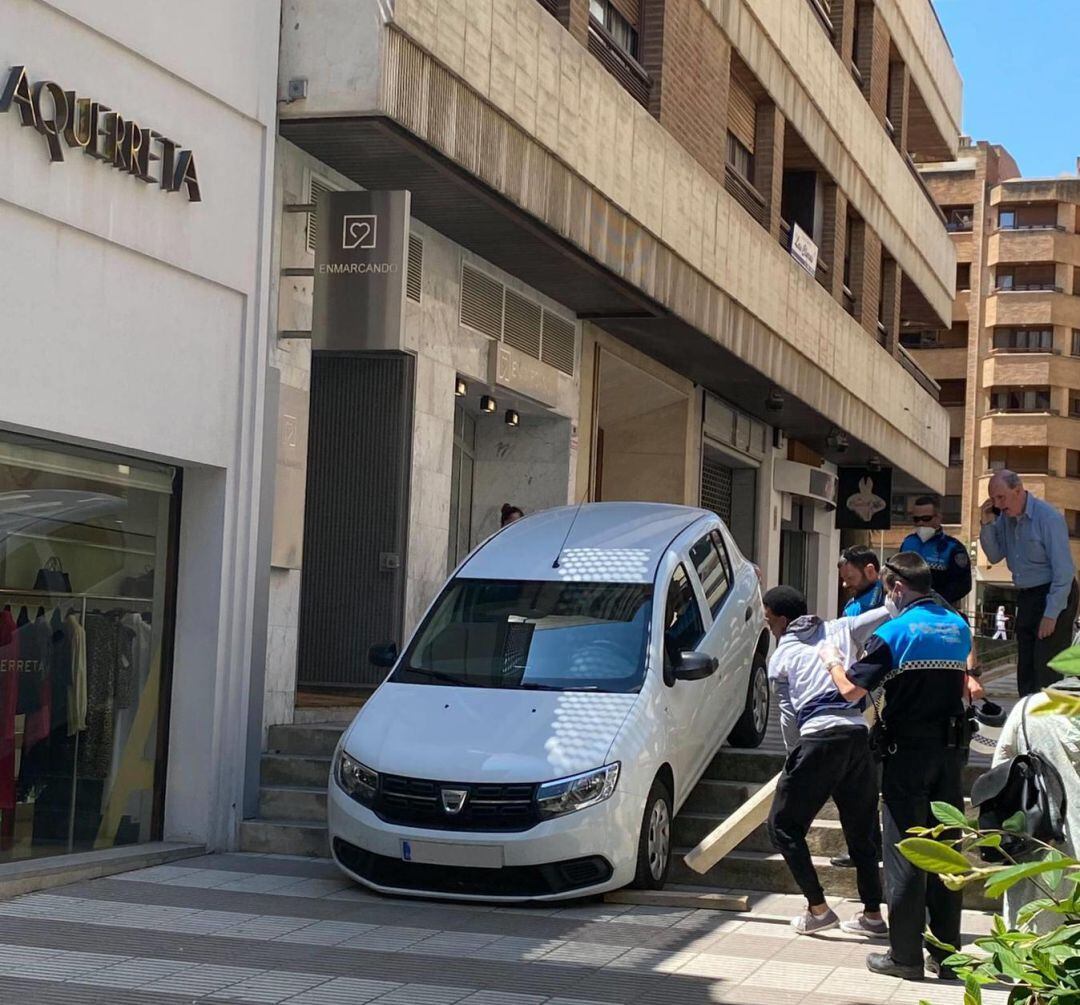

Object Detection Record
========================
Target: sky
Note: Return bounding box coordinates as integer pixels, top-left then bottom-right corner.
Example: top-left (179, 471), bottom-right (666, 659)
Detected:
top-left (933, 0), bottom-right (1080, 179)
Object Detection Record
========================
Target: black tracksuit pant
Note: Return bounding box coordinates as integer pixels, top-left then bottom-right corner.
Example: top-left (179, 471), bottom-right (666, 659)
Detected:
top-left (1015, 580), bottom-right (1079, 697)
top-left (768, 726), bottom-right (882, 911)
top-left (881, 742), bottom-right (965, 967)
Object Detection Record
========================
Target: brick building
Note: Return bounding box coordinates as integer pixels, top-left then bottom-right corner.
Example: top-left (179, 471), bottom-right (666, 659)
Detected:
top-left (888, 142), bottom-right (1080, 627)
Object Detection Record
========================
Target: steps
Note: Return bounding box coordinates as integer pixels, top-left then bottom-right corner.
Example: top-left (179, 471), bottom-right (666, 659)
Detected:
top-left (238, 721), bottom-right (347, 857)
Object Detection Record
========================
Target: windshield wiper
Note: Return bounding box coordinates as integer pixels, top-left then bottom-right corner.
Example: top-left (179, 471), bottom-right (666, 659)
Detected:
top-left (515, 682), bottom-right (601, 691)
top-left (401, 666), bottom-right (485, 687)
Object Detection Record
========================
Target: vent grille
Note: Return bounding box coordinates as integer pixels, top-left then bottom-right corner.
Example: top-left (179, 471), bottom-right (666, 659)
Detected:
top-left (460, 263), bottom-right (503, 339)
top-left (503, 289), bottom-right (542, 357)
top-left (306, 173), bottom-right (339, 253)
top-left (701, 456), bottom-right (734, 526)
top-left (407, 234), bottom-right (423, 303)
top-left (541, 311), bottom-right (576, 376)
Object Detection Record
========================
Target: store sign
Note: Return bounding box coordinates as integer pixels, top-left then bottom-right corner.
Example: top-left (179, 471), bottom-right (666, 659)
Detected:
top-left (491, 343), bottom-right (558, 408)
top-left (0, 64), bottom-right (201, 201)
top-left (789, 222), bottom-right (818, 278)
top-left (836, 466), bottom-right (893, 530)
top-left (312, 190), bottom-right (411, 353)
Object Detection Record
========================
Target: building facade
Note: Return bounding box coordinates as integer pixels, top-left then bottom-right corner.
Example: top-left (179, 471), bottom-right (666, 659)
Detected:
top-left (259, 0), bottom-right (963, 739)
top-left (0, 0), bottom-right (279, 868)
top-left (901, 142), bottom-right (1080, 627)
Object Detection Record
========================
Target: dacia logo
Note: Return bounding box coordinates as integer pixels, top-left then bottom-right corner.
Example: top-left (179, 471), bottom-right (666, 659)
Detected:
top-left (440, 788), bottom-right (467, 815)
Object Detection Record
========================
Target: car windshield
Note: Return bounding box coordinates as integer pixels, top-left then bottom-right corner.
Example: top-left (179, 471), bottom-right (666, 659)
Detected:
top-left (393, 578), bottom-right (653, 693)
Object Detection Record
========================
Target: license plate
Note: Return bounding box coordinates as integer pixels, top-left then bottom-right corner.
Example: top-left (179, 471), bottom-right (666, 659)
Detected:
top-left (400, 839), bottom-right (503, 869)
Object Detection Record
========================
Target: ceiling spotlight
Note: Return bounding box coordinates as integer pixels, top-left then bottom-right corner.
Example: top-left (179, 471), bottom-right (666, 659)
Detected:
top-left (505, 409), bottom-right (520, 427)
top-left (827, 429), bottom-right (850, 454)
top-left (455, 377), bottom-right (467, 397)
top-left (480, 395), bottom-right (497, 414)
top-left (766, 389), bottom-right (785, 413)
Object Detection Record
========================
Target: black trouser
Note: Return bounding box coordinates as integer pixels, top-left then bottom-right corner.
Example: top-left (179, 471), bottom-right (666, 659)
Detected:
top-left (768, 727), bottom-right (882, 911)
top-left (1015, 580), bottom-right (1079, 696)
top-left (882, 742), bottom-right (965, 967)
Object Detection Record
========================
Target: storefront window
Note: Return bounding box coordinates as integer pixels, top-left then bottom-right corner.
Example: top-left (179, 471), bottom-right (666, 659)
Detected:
top-left (0, 434), bottom-right (177, 863)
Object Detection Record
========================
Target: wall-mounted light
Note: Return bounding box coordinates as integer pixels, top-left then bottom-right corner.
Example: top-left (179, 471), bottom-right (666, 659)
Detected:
top-left (480, 395), bottom-right (497, 413)
top-left (505, 409), bottom-right (520, 427)
top-left (455, 377), bottom-right (467, 397)
top-left (766, 389), bottom-right (785, 413)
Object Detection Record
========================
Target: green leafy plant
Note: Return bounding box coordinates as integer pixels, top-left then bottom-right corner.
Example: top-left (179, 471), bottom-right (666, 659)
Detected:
top-left (904, 644), bottom-right (1080, 1005)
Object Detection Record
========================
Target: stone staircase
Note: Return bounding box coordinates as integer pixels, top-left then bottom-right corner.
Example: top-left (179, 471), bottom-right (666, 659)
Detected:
top-left (239, 718), bottom-right (993, 909)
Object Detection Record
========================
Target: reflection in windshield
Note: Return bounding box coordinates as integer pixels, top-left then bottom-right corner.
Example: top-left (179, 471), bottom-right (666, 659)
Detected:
top-left (394, 579), bottom-right (653, 693)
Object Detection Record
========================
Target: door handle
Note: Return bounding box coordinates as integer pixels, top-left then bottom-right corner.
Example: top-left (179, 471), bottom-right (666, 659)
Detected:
top-left (744, 607), bottom-right (753, 623)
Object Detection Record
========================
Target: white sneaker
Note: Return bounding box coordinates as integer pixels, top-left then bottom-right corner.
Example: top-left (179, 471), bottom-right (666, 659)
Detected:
top-left (840, 912), bottom-right (888, 937)
top-left (791, 908), bottom-right (840, 935)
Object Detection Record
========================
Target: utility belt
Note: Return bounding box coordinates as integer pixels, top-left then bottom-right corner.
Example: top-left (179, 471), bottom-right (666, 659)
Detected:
top-left (870, 714), bottom-right (972, 760)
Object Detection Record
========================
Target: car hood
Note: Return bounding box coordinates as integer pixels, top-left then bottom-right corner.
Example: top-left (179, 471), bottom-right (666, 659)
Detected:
top-left (343, 683), bottom-right (638, 782)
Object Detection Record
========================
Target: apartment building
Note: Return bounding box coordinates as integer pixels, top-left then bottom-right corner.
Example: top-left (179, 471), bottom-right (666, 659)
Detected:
top-left (902, 142), bottom-right (1080, 624)
top-left (265, 0), bottom-right (960, 712)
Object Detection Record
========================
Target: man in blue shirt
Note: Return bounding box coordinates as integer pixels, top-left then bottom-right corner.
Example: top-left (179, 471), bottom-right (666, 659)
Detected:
top-left (981, 470), bottom-right (1079, 696)
top-left (838, 546), bottom-right (884, 617)
top-left (899, 496), bottom-right (972, 607)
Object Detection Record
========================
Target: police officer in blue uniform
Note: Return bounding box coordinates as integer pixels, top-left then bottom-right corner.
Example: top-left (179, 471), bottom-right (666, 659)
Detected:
top-left (839, 546), bottom-right (885, 617)
top-left (899, 496), bottom-right (972, 607)
top-left (822, 552), bottom-right (972, 981)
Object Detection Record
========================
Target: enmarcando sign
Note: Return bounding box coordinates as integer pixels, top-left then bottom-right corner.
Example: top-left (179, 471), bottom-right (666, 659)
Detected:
top-left (0, 64), bottom-right (201, 201)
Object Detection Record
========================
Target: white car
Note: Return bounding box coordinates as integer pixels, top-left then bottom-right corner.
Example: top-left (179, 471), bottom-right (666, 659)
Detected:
top-left (328, 502), bottom-right (769, 902)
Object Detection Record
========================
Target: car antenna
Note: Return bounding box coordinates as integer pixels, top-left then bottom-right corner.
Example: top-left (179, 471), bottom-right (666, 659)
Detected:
top-left (552, 493), bottom-right (587, 570)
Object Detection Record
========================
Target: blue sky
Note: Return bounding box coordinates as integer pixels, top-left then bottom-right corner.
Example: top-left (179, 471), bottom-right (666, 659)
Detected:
top-left (933, 0), bottom-right (1079, 179)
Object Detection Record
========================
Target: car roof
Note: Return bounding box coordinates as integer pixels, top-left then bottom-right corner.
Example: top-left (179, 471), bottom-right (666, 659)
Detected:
top-left (457, 502), bottom-right (715, 584)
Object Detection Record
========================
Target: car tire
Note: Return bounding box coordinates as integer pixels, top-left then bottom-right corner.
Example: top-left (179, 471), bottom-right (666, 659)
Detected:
top-left (727, 652), bottom-right (769, 748)
top-left (631, 777), bottom-right (673, 890)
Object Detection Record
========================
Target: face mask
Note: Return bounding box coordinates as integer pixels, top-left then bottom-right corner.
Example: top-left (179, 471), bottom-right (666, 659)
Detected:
top-left (915, 526), bottom-right (937, 543)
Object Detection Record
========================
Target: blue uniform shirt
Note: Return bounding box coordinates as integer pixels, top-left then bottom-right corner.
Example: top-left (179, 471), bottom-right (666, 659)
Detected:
top-left (899, 530), bottom-right (972, 605)
top-left (842, 581), bottom-right (884, 618)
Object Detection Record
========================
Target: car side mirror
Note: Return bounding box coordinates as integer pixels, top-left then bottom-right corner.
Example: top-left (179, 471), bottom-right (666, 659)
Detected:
top-left (672, 651), bottom-right (719, 682)
top-left (369, 642), bottom-right (398, 668)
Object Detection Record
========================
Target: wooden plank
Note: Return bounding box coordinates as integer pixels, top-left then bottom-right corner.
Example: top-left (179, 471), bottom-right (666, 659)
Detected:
top-left (605, 888), bottom-right (749, 912)
top-left (683, 773), bottom-right (779, 875)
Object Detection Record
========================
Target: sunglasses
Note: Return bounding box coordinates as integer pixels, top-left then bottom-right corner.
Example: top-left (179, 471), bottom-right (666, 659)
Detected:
top-left (911, 514), bottom-right (936, 524)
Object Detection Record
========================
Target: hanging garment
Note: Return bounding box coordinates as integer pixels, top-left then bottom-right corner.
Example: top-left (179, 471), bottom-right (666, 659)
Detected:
top-left (65, 614), bottom-right (87, 736)
top-left (0, 608), bottom-right (20, 847)
top-left (78, 615), bottom-right (120, 781)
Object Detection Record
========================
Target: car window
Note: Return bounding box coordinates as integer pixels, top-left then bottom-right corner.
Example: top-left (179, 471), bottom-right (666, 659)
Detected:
top-left (688, 531), bottom-right (732, 617)
top-left (663, 564), bottom-right (705, 668)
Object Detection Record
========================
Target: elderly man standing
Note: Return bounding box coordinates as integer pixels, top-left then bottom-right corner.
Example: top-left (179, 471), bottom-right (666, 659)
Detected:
top-left (981, 470), bottom-right (1078, 696)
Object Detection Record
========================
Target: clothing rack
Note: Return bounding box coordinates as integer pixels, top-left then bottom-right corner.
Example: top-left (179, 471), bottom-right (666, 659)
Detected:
top-left (0, 587), bottom-right (152, 853)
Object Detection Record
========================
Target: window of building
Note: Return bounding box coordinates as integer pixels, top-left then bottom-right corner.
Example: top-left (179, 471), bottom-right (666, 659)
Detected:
top-left (949, 437), bottom-right (963, 467)
top-left (942, 205), bottom-right (974, 232)
top-left (997, 204), bottom-right (1058, 230)
top-left (996, 265), bottom-right (1057, 292)
top-left (1067, 450), bottom-right (1080, 480)
top-left (998, 209), bottom-right (1016, 230)
top-left (937, 379), bottom-right (967, 406)
top-left (726, 133), bottom-right (753, 183)
top-left (956, 262), bottom-right (971, 290)
top-left (1073, 330), bottom-right (1080, 357)
top-left (992, 328), bottom-right (1054, 352)
top-left (1066, 510), bottom-right (1080, 540)
top-left (900, 330), bottom-right (939, 349)
top-left (990, 387), bottom-right (1052, 412)
top-left (688, 532), bottom-right (732, 618)
top-left (942, 495), bottom-right (962, 525)
top-left (989, 446), bottom-right (1051, 474)
top-left (1071, 392), bottom-right (1080, 419)
top-left (663, 564), bottom-right (705, 670)
top-left (589, 0), bottom-right (638, 57)
top-left (0, 433), bottom-right (179, 865)
top-left (842, 211), bottom-right (854, 313)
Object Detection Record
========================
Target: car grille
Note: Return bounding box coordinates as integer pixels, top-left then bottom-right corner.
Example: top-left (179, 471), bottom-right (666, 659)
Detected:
top-left (333, 838), bottom-right (612, 897)
top-left (374, 774), bottom-right (539, 832)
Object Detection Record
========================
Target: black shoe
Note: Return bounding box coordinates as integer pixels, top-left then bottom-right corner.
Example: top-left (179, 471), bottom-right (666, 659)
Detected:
top-left (926, 957), bottom-right (959, 982)
top-left (830, 854), bottom-right (855, 868)
top-left (866, 952), bottom-right (924, 980)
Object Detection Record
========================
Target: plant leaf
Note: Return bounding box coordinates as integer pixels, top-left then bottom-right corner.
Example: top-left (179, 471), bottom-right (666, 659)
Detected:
top-left (925, 929), bottom-right (960, 953)
top-left (1018, 899), bottom-right (1060, 927)
top-left (1003, 811), bottom-right (1027, 833)
top-left (1033, 923), bottom-right (1080, 950)
top-left (1048, 644), bottom-right (1080, 676)
top-left (964, 973), bottom-right (982, 1005)
top-left (1033, 691), bottom-right (1080, 717)
top-left (987, 860), bottom-right (1080, 898)
top-left (972, 834), bottom-right (1004, 851)
top-left (1044, 849), bottom-right (1068, 892)
top-left (933, 802), bottom-right (972, 829)
top-left (899, 837), bottom-right (974, 875)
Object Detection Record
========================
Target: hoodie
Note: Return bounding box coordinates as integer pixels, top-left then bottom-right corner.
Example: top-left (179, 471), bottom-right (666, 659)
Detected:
top-left (768, 607), bottom-right (892, 749)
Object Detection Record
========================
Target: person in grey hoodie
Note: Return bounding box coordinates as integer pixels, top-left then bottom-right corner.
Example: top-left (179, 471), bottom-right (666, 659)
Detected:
top-left (763, 585), bottom-right (892, 936)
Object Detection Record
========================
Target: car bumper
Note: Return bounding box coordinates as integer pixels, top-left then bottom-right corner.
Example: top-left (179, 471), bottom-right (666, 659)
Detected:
top-left (327, 780), bottom-right (640, 902)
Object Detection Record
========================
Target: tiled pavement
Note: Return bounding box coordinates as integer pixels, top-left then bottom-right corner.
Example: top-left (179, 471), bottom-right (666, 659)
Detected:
top-left (0, 852), bottom-right (1012, 1005)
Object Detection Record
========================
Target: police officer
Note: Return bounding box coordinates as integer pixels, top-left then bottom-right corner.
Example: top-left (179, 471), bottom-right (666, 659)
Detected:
top-left (899, 496), bottom-right (972, 607)
top-left (821, 552), bottom-right (972, 980)
top-left (838, 546), bottom-right (885, 616)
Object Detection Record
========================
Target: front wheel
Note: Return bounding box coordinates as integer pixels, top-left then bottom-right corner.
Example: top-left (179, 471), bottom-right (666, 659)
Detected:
top-left (630, 778), bottom-right (672, 889)
top-left (727, 653), bottom-right (769, 748)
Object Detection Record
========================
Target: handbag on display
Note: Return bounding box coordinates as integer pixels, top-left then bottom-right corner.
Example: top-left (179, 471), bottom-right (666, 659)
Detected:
top-left (33, 557), bottom-right (72, 595)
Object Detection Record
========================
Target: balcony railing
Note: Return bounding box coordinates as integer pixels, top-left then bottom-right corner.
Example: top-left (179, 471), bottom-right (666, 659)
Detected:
top-left (989, 346), bottom-right (1060, 355)
top-left (996, 223), bottom-right (1067, 233)
top-left (986, 467), bottom-right (1061, 478)
top-left (725, 165), bottom-right (765, 226)
top-left (587, 19), bottom-right (650, 108)
top-left (898, 345), bottom-right (941, 398)
top-left (906, 154), bottom-right (949, 227)
top-left (804, 0), bottom-right (835, 38)
top-left (994, 283), bottom-right (1061, 293)
top-left (986, 407), bottom-right (1058, 416)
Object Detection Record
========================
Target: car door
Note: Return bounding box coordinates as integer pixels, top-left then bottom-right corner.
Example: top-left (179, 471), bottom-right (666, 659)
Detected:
top-left (659, 561), bottom-right (711, 806)
top-left (687, 529), bottom-right (742, 758)
top-left (714, 524), bottom-right (761, 728)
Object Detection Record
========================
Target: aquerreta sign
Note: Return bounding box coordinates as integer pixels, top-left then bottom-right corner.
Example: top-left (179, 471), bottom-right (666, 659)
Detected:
top-left (0, 64), bottom-right (201, 202)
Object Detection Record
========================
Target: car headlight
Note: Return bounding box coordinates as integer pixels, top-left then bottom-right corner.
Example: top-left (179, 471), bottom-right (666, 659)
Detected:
top-left (335, 751), bottom-right (378, 807)
top-left (536, 763), bottom-right (620, 819)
